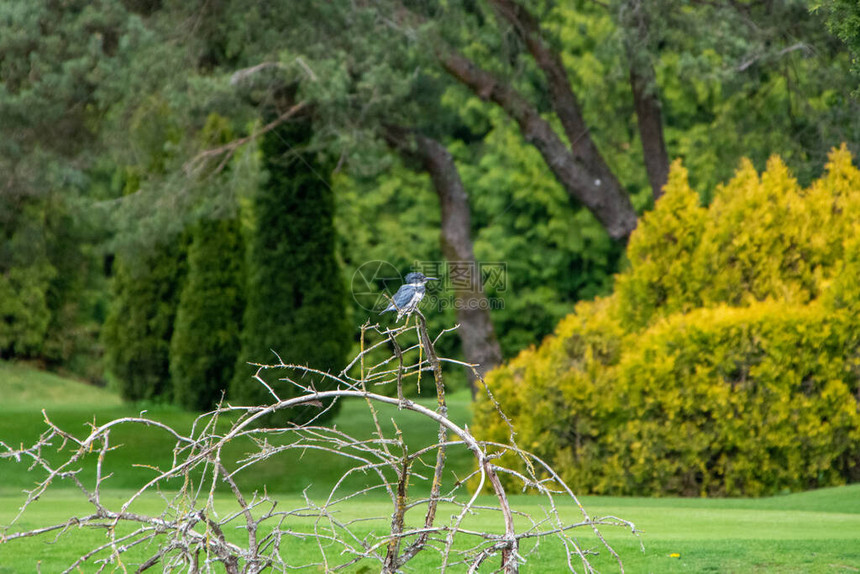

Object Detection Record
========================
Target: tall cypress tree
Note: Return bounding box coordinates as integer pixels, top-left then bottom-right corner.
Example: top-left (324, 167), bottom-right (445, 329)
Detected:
top-left (170, 217), bottom-right (245, 411)
top-left (230, 110), bottom-right (351, 424)
top-left (102, 239), bottom-right (187, 402)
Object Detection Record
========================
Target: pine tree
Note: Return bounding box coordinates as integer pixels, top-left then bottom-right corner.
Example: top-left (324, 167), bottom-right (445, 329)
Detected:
top-left (170, 218), bottom-right (245, 411)
top-left (230, 111), bottom-right (351, 425)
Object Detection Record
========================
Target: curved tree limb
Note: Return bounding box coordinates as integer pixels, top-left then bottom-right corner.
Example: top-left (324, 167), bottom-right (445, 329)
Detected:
top-left (436, 47), bottom-right (638, 240)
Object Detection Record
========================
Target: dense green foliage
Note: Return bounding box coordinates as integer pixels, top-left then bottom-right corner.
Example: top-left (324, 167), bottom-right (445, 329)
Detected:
top-left (230, 114), bottom-right (351, 424)
top-left (102, 240), bottom-right (187, 401)
top-left (168, 114), bottom-right (247, 410)
top-left (0, 204), bottom-right (55, 357)
top-left (814, 0), bottom-right (860, 82)
top-left (170, 217), bottom-right (245, 410)
top-left (475, 147), bottom-right (860, 496)
top-left (2, 0), bottom-right (860, 423)
top-left (0, 190), bottom-right (112, 377)
top-left (647, 0), bottom-right (860, 194)
top-left (0, 0), bottom-right (146, 367)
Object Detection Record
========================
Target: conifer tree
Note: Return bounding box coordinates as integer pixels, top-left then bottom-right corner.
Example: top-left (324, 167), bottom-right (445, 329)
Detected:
top-left (170, 218), bottom-right (245, 411)
top-left (102, 240), bottom-right (187, 402)
top-left (230, 110), bottom-right (350, 425)
top-left (0, 201), bottom-right (55, 358)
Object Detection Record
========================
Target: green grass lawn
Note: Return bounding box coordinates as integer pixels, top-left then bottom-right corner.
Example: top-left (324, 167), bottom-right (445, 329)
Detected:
top-left (1, 361), bottom-right (860, 572)
top-left (0, 361), bottom-right (477, 496)
top-left (1, 486), bottom-right (858, 572)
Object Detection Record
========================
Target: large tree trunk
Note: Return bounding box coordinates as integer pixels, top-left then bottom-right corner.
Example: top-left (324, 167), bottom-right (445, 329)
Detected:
top-left (630, 65), bottom-right (670, 200)
top-left (447, 0), bottom-right (635, 241)
top-left (621, 0), bottom-right (671, 200)
top-left (490, 0), bottom-right (669, 202)
top-left (385, 126), bottom-right (503, 393)
top-left (389, 0), bottom-right (637, 240)
top-left (436, 50), bottom-right (638, 242)
top-left (487, 0), bottom-right (609, 172)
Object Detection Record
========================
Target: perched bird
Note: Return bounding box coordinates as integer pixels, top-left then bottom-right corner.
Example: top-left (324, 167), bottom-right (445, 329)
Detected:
top-left (381, 272), bottom-right (438, 321)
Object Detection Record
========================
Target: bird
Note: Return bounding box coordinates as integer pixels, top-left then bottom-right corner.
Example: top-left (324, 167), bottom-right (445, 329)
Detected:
top-left (380, 272), bottom-right (438, 321)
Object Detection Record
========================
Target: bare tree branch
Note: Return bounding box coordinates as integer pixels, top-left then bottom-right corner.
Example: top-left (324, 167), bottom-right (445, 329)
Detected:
top-left (183, 101), bottom-right (308, 177)
top-left (1, 321), bottom-right (635, 573)
top-left (736, 42), bottom-right (809, 72)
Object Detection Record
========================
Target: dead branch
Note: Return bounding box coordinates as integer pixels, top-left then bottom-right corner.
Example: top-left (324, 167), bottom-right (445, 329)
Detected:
top-left (0, 320), bottom-right (634, 573)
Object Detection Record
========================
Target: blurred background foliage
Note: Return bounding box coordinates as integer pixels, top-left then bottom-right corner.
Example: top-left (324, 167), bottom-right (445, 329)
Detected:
top-left (1, 0), bottom-right (859, 434)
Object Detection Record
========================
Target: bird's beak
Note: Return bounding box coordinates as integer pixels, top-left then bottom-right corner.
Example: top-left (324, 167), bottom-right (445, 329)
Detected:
top-left (426, 277), bottom-right (438, 281)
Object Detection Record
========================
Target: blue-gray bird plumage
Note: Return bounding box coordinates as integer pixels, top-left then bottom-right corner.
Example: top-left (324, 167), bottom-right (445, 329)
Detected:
top-left (381, 272), bottom-right (438, 321)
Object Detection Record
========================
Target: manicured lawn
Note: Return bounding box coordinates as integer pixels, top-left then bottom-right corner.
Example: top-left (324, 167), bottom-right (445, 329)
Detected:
top-left (0, 361), bottom-right (476, 495)
top-left (0, 361), bottom-right (123, 411)
top-left (2, 361), bottom-right (860, 572)
top-left (581, 489), bottom-right (860, 572)
top-left (1, 486), bottom-right (859, 572)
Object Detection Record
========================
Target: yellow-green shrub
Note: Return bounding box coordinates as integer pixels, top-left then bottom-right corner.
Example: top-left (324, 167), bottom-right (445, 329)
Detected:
top-left (476, 146), bottom-right (860, 496)
top-left (614, 160), bottom-right (706, 329)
